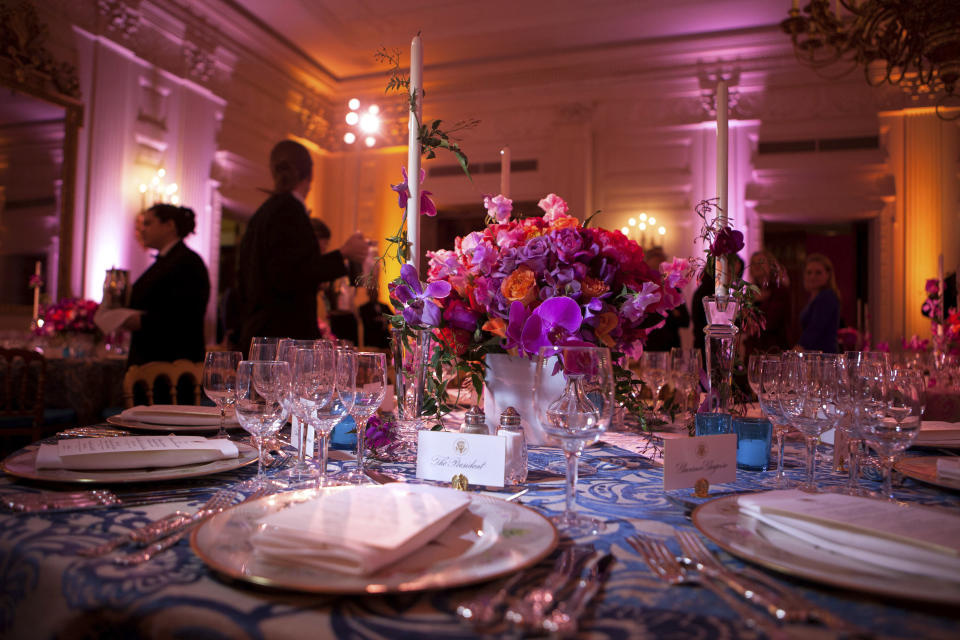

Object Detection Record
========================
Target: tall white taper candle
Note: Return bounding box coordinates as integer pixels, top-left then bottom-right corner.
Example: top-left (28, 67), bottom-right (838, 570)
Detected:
top-left (939, 254), bottom-right (945, 336)
top-left (406, 35), bottom-right (423, 274)
top-left (499, 146), bottom-right (511, 198)
top-left (32, 260), bottom-right (41, 321)
top-left (715, 78), bottom-right (729, 297)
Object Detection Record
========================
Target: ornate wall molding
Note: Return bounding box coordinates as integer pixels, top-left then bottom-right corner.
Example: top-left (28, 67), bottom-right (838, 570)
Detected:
top-left (96, 0), bottom-right (140, 40)
top-left (0, 0), bottom-right (81, 98)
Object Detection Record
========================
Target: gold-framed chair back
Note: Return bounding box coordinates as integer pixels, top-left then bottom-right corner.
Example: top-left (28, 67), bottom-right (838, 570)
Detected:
top-left (122, 359), bottom-right (204, 408)
top-left (0, 348), bottom-right (46, 441)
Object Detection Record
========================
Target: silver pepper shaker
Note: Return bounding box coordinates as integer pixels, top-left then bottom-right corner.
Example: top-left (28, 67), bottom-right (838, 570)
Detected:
top-left (498, 406), bottom-right (528, 485)
top-left (461, 406), bottom-right (490, 435)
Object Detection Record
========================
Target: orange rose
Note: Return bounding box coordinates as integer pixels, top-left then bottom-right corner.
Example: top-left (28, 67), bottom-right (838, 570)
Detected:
top-left (500, 265), bottom-right (538, 306)
top-left (549, 216), bottom-right (579, 231)
top-left (593, 311), bottom-right (618, 347)
top-left (482, 317), bottom-right (507, 338)
top-left (581, 276), bottom-right (610, 300)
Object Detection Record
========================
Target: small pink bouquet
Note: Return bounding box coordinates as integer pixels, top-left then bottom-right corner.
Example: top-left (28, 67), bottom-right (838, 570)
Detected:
top-left (33, 297), bottom-right (100, 337)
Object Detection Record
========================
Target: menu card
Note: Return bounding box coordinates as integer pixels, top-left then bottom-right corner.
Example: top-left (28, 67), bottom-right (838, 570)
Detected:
top-left (35, 435), bottom-right (239, 470)
top-left (739, 490), bottom-right (960, 582)
top-left (251, 484), bottom-right (471, 575)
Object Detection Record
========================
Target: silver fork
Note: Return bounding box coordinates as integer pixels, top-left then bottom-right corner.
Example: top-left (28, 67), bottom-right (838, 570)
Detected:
top-left (455, 571), bottom-right (528, 628)
top-left (113, 486), bottom-right (252, 566)
top-left (502, 545), bottom-right (594, 631)
top-left (627, 535), bottom-right (786, 640)
top-left (676, 529), bottom-right (866, 635)
top-left (541, 552), bottom-right (614, 636)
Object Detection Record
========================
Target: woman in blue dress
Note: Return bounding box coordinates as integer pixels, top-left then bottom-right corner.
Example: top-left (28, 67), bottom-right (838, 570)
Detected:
top-left (798, 253), bottom-right (840, 353)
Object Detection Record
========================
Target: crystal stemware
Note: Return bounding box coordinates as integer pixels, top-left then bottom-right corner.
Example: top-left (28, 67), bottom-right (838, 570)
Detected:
top-left (670, 347), bottom-right (701, 423)
top-left (284, 344), bottom-right (334, 480)
top-left (249, 336), bottom-right (281, 361)
top-left (757, 357), bottom-right (795, 488)
top-left (234, 360), bottom-right (290, 487)
top-left (300, 347), bottom-right (357, 488)
top-left (338, 351), bottom-right (387, 484)
top-left (779, 352), bottom-right (835, 492)
top-left (747, 353), bottom-right (765, 400)
top-left (640, 351), bottom-right (670, 419)
top-left (534, 345), bottom-right (614, 535)
top-left (863, 366), bottom-right (922, 500)
top-left (277, 339), bottom-right (329, 476)
top-left (202, 350), bottom-right (241, 439)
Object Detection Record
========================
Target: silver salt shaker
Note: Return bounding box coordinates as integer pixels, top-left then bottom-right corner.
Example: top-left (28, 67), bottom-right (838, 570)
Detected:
top-left (498, 406), bottom-right (528, 485)
top-left (461, 406), bottom-right (491, 435)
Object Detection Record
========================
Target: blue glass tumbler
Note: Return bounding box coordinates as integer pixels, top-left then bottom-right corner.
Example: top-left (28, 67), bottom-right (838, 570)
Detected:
top-left (732, 416), bottom-right (772, 471)
top-left (695, 412), bottom-right (732, 436)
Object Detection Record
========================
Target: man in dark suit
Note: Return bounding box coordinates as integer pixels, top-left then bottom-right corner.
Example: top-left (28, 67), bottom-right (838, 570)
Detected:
top-left (126, 204), bottom-right (210, 365)
top-left (237, 140), bottom-right (368, 354)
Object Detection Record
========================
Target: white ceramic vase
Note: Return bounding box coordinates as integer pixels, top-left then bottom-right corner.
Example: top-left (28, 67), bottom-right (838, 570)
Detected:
top-left (483, 353), bottom-right (563, 446)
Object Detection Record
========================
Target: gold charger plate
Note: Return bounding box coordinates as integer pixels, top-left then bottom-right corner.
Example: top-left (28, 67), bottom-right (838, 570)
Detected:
top-left (106, 416), bottom-right (241, 433)
top-left (692, 494), bottom-right (960, 605)
top-left (1, 442), bottom-right (258, 484)
top-left (895, 457), bottom-right (960, 492)
top-left (190, 486), bottom-right (558, 594)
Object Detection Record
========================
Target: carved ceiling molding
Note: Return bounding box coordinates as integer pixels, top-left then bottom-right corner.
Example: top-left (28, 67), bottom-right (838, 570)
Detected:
top-left (0, 0), bottom-right (81, 99)
top-left (96, 0), bottom-right (140, 40)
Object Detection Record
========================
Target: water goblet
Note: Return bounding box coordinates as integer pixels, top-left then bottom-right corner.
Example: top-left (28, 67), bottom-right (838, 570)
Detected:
top-left (747, 353), bottom-right (765, 400)
top-left (277, 339), bottom-right (329, 470)
top-left (249, 336), bottom-right (281, 361)
top-left (534, 345), bottom-right (614, 535)
top-left (862, 367), bottom-right (922, 500)
top-left (202, 350), bottom-right (241, 439)
top-left (757, 357), bottom-right (795, 488)
top-left (338, 351), bottom-right (387, 484)
top-left (779, 352), bottom-right (835, 492)
top-left (301, 348), bottom-right (357, 487)
top-left (640, 351), bottom-right (670, 419)
top-left (235, 360), bottom-right (290, 487)
top-left (283, 345), bottom-right (335, 480)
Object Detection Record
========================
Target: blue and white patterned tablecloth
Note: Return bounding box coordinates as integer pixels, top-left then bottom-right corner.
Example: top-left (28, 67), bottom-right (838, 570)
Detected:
top-left (1, 432), bottom-right (958, 640)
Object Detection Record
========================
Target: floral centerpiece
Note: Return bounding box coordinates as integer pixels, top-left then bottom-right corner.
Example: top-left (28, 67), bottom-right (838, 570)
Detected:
top-left (32, 297), bottom-right (100, 357)
top-left (388, 192), bottom-right (693, 425)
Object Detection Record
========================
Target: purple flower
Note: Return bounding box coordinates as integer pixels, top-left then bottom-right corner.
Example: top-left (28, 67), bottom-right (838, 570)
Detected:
top-left (620, 282), bottom-right (660, 324)
top-left (551, 228), bottom-right (583, 263)
top-left (711, 227), bottom-right (744, 256)
top-left (389, 264), bottom-right (451, 327)
top-left (391, 166), bottom-right (437, 217)
top-left (505, 301), bottom-right (530, 352)
top-left (520, 296), bottom-right (583, 356)
top-left (365, 415), bottom-right (397, 449)
top-left (926, 278), bottom-right (940, 296)
top-left (484, 194), bottom-right (513, 223)
top-left (518, 235), bottom-right (553, 274)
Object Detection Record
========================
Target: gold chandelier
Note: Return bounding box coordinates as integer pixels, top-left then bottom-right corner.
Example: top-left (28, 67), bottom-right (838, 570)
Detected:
top-left (781, 1), bottom-right (960, 119)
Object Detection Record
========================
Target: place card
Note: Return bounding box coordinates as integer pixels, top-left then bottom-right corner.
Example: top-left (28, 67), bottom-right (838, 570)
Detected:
top-left (416, 430), bottom-right (506, 487)
top-left (663, 434), bottom-right (737, 491)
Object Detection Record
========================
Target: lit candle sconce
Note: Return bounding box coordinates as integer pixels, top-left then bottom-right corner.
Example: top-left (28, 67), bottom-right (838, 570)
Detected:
top-left (344, 98), bottom-right (381, 148)
top-left (138, 168), bottom-right (179, 210)
top-left (624, 211), bottom-right (667, 249)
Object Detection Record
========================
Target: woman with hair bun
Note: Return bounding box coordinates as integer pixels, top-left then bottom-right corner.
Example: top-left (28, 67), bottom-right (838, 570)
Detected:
top-left (125, 203), bottom-right (211, 365)
top-left (237, 139), bottom-right (368, 353)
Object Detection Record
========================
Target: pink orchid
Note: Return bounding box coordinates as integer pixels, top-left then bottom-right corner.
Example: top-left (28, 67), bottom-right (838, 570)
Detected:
top-left (391, 166), bottom-right (437, 216)
top-left (661, 257), bottom-right (693, 290)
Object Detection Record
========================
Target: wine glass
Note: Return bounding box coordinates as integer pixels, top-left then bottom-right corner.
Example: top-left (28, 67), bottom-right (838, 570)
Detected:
top-left (640, 351), bottom-right (670, 418)
top-left (277, 339), bottom-right (328, 466)
top-left (338, 351), bottom-right (387, 484)
top-left (235, 360), bottom-right (290, 487)
top-left (747, 354), bottom-right (765, 400)
top-left (300, 347), bottom-right (357, 487)
top-left (284, 344), bottom-right (335, 480)
top-left (670, 347), bottom-right (701, 425)
top-left (249, 336), bottom-right (281, 360)
top-left (534, 345), bottom-right (614, 535)
top-left (757, 357), bottom-right (795, 488)
top-left (863, 367), bottom-right (922, 500)
top-left (779, 352), bottom-right (834, 492)
top-left (202, 350), bottom-right (241, 439)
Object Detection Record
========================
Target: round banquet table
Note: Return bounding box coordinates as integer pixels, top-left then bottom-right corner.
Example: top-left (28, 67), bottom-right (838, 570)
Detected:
top-left (0, 431), bottom-right (958, 640)
top-left (43, 355), bottom-right (126, 425)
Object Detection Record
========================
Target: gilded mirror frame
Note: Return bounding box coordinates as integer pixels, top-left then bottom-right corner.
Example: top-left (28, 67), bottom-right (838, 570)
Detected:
top-left (0, 0), bottom-right (83, 303)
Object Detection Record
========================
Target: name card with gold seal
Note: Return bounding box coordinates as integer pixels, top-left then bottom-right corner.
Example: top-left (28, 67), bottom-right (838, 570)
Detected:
top-left (416, 430), bottom-right (506, 487)
top-left (662, 434), bottom-right (736, 491)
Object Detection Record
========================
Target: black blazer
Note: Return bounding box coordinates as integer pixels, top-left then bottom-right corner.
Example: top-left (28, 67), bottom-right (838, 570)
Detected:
top-left (237, 192), bottom-right (348, 353)
top-left (128, 240), bottom-right (210, 366)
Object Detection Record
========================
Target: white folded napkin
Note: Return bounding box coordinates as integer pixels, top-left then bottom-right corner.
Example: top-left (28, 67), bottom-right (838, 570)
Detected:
top-left (251, 484), bottom-right (471, 576)
top-left (738, 490), bottom-right (960, 583)
top-left (36, 435), bottom-right (239, 470)
top-left (937, 458), bottom-right (960, 481)
top-left (94, 307), bottom-right (142, 334)
top-left (915, 421), bottom-right (960, 447)
top-left (120, 404), bottom-right (238, 426)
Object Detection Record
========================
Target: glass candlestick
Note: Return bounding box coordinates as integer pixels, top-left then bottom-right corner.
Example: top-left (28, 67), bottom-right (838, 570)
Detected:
top-left (703, 296), bottom-right (739, 414)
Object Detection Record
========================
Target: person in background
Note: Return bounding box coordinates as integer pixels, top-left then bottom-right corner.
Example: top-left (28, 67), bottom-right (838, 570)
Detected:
top-left (798, 252), bottom-right (841, 353)
top-left (125, 204), bottom-right (210, 366)
top-left (691, 253), bottom-right (744, 360)
top-left (311, 217), bottom-right (360, 344)
top-left (743, 250), bottom-right (791, 357)
top-left (643, 246), bottom-right (689, 351)
top-left (358, 263), bottom-right (392, 349)
top-left (237, 140), bottom-right (368, 354)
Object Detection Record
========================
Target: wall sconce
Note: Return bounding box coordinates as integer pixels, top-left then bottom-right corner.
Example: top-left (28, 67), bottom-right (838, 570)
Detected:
top-left (138, 168), bottom-right (179, 210)
top-left (344, 98), bottom-right (381, 148)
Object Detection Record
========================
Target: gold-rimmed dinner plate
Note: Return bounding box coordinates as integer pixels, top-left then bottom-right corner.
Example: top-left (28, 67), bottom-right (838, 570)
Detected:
top-left (895, 457), bottom-right (960, 492)
top-left (692, 494), bottom-right (960, 605)
top-left (106, 416), bottom-right (239, 433)
top-left (0, 442), bottom-right (258, 484)
top-left (190, 487), bottom-right (558, 594)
